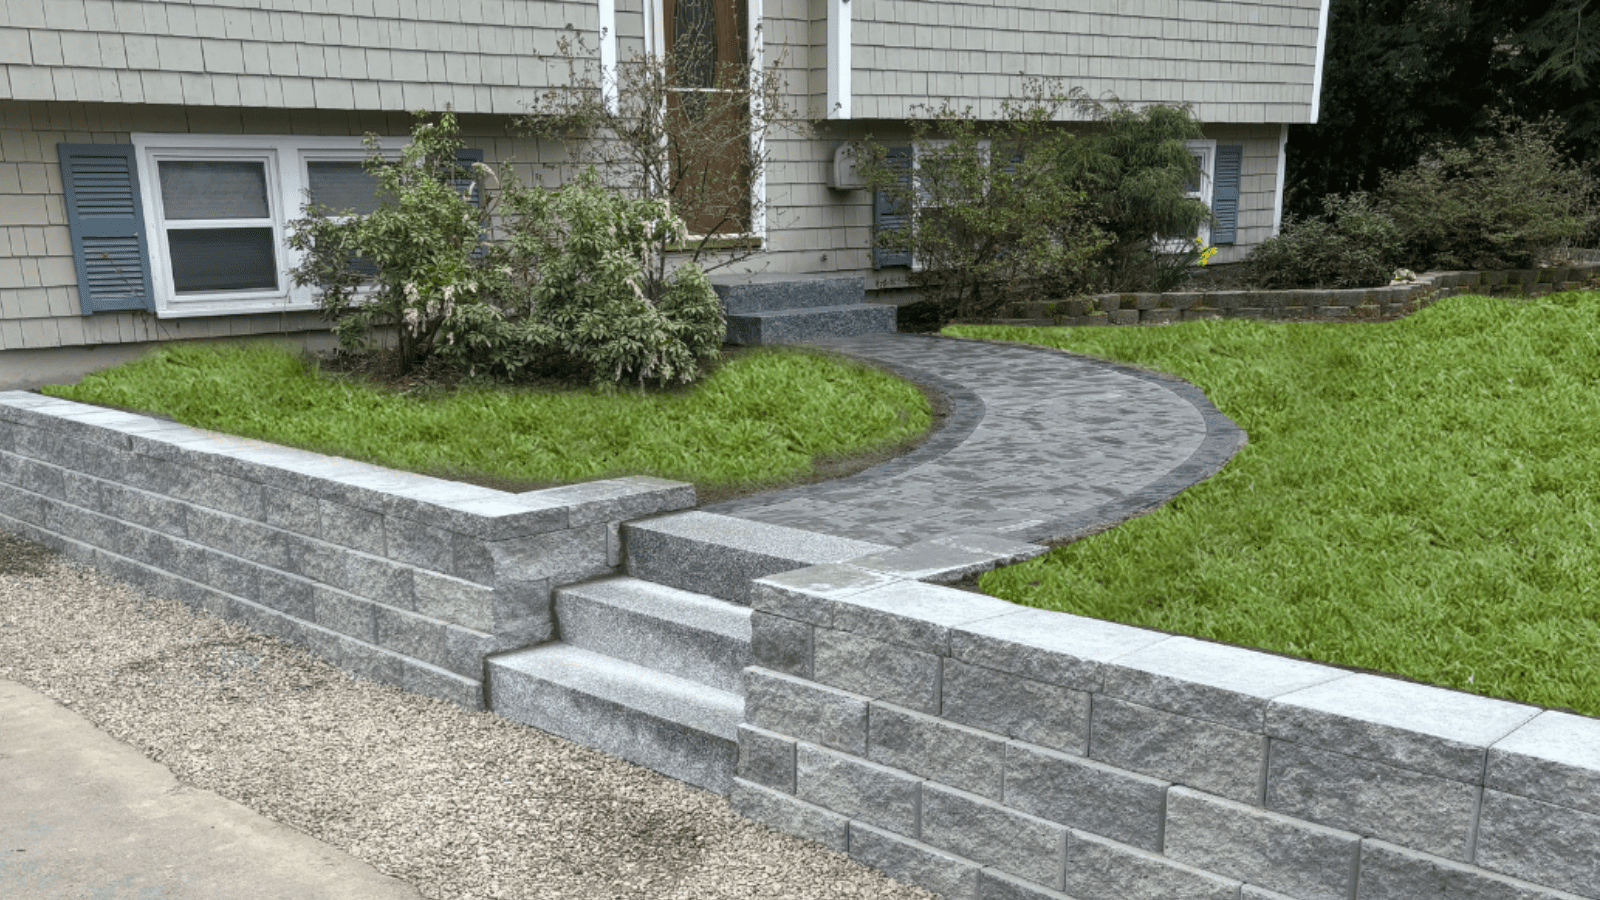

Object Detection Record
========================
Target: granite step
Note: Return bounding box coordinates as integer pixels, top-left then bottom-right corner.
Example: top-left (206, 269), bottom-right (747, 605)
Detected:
top-left (712, 275), bottom-right (867, 314)
top-left (553, 575), bottom-right (751, 696)
top-left (622, 511), bottom-right (893, 605)
top-left (725, 303), bottom-right (898, 346)
top-left (487, 642), bottom-right (742, 794)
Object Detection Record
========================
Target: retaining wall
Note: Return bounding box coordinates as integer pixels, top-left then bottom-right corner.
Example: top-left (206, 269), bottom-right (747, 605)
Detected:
top-left (732, 563), bottom-right (1600, 900)
top-left (999, 263), bottom-right (1600, 327)
top-left (0, 391), bottom-right (694, 709)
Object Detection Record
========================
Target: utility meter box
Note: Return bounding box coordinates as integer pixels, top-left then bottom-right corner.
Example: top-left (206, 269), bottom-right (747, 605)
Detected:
top-left (828, 141), bottom-right (868, 190)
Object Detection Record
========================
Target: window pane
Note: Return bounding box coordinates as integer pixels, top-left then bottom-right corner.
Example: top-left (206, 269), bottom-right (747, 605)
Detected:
top-left (167, 228), bottom-right (277, 293)
top-left (159, 161), bottom-right (271, 219)
top-left (1184, 153), bottom-right (1204, 195)
top-left (307, 161), bottom-right (389, 214)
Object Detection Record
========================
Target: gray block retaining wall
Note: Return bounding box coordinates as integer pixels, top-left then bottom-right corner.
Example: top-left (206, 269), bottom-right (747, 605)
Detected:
top-left (999, 263), bottom-right (1600, 327)
top-left (0, 390), bottom-right (695, 709)
top-left (734, 563), bottom-right (1600, 900)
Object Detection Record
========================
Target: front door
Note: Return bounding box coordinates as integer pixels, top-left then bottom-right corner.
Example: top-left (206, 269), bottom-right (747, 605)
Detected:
top-left (664, 0), bottom-right (751, 236)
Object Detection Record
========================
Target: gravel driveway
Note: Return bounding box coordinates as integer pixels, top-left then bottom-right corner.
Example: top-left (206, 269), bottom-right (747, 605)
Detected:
top-left (0, 531), bottom-right (938, 900)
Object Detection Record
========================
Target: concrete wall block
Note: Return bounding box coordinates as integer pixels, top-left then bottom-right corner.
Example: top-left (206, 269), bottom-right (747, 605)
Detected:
top-left (302, 621), bottom-right (406, 689)
top-left (921, 781), bottom-right (1069, 890)
top-left (439, 625), bottom-right (522, 680)
top-left (262, 486), bottom-right (321, 539)
top-left (291, 535), bottom-right (348, 588)
top-left (1474, 789), bottom-right (1600, 898)
top-left (320, 499), bottom-right (385, 555)
top-left (1164, 785), bottom-right (1361, 900)
top-left (373, 602), bottom-right (448, 669)
top-left (312, 583), bottom-right (377, 643)
top-left (257, 569), bottom-right (315, 620)
top-left (1485, 711), bottom-right (1600, 817)
top-left (452, 531), bottom-right (495, 585)
top-left (1268, 674), bottom-right (1540, 783)
top-left (384, 515), bottom-right (454, 573)
top-left (848, 821), bottom-right (983, 900)
top-left (1003, 741), bottom-right (1168, 852)
top-left (41, 500), bottom-right (120, 553)
top-left (100, 483), bottom-right (187, 537)
top-left (186, 506), bottom-right (289, 570)
top-left (1265, 740), bottom-right (1478, 861)
top-left (15, 455), bottom-right (66, 499)
top-left (489, 579), bottom-right (554, 642)
top-left (61, 469), bottom-right (103, 511)
top-left (868, 701), bottom-right (1008, 800)
top-left (751, 610), bottom-right (813, 679)
top-left (738, 724), bottom-right (797, 794)
top-left (942, 657), bottom-right (1089, 755)
top-left (797, 741), bottom-right (922, 838)
top-left (729, 777), bottom-right (849, 853)
top-left (482, 522), bottom-right (612, 586)
top-left (744, 667), bottom-right (871, 757)
top-left (413, 568), bottom-right (495, 632)
top-left (204, 549), bottom-right (259, 601)
top-left (814, 626), bottom-right (941, 714)
top-left (402, 658), bottom-right (484, 711)
top-left (1089, 696), bottom-right (1266, 804)
top-left (1357, 838), bottom-right (1592, 900)
top-left (343, 552), bottom-right (415, 611)
top-left (171, 469), bottom-right (263, 521)
top-left (1064, 829), bottom-right (1242, 900)
top-left (0, 480), bottom-right (47, 525)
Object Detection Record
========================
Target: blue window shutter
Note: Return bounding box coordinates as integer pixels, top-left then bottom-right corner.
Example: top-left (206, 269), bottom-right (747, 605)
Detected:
top-left (874, 145), bottom-right (913, 269)
top-left (1212, 144), bottom-right (1243, 245)
top-left (455, 148), bottom-right (484, 207)
top-left (57, 143), bottom-right (155, 315)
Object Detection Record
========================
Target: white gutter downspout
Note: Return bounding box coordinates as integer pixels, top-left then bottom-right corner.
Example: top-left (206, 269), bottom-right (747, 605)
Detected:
top-left (751, 0), bottom-right (767, 237)
top-left (828, 0), bottom-right (851, 118)
top-left (1309, 0), bottom-right (1331, 123)
top-left (599, 0), bottom-right (618, 114)
top-left (1273, 123), bottom-right (1289, 236)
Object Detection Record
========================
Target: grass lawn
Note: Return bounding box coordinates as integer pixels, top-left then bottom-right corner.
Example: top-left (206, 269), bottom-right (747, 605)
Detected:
top-left (41, 341), bottom-right (933, 502)
top-left (949, 292), bottom-right (1600, 718)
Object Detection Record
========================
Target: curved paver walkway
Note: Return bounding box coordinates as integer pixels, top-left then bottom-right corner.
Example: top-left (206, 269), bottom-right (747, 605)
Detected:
top-left (702, 332), bottom-right (1246, 547)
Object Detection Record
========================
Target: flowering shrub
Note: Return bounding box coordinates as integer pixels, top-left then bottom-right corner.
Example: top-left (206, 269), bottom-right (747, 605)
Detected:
top-left (289, 113), bottom-right (724, 388)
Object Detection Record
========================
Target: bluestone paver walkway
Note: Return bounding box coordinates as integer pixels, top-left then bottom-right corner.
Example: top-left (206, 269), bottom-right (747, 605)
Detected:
top-left (702, 332), bottom-right (1246, 546)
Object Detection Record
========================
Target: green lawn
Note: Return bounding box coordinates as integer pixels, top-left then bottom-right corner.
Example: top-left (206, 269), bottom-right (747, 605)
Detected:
top-left (41, 341), bottom-right (932, 496)
top-left (950, 292), bottom-right (1600, 717)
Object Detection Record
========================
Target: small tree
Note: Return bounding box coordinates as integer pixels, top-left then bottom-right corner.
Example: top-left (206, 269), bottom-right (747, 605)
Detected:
top-left (859, 84), bottom-right (1111, 328)
top-left (1061, 97), bottom-right (1213, 291)
top-left (287, 110), bottom-right (503, 373)
top-left (520, 28), bottom-right (808, 301)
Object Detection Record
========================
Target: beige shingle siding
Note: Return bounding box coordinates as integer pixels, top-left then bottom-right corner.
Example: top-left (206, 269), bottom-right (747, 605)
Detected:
top-left (1, 0), bottom-right (596, 114)
top-left (0, 99), bottom-right (541, 351)
top-left (850, 0), bottom-right (1322, 123)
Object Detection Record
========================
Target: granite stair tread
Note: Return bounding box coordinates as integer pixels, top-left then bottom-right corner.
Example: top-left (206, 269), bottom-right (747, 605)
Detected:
top-left (553, 575), bottom-right (752, 695)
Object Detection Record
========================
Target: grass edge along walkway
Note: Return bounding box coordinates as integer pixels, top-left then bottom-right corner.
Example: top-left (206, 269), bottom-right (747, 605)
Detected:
top-left (40, 340), bottom-right (933, 501)
top-left (950, 292), bottom-right (1600, 719)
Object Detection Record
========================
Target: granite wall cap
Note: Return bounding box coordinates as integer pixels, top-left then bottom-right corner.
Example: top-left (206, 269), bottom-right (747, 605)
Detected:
top-left (950, 607), bottom-right (1170, 693)
top-left (443, 495), bottom-right (571, 541)
top-left (827, 579), bottom-right (1023, 656)
top-left (1102, 636), bottom-right (1347, 732)
top-left (1268, 673), bottom-right (1542, 783)
top-left (1486, 710), bottom-right (1600, 816)
top-left (845, 541), bottom-right (1005, 583)
top-left (751, 563), bottom-right (904, 627)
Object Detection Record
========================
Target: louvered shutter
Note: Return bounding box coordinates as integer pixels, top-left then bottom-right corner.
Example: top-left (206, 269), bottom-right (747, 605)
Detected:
top-left (57, 144), bottom-right (156, 314)
top-left (1212, 144), bottom-right (1243, 245)
top-left (455, 148), bottom-right (484, 206)
top-left (873, 145), bottom-right (913, 269)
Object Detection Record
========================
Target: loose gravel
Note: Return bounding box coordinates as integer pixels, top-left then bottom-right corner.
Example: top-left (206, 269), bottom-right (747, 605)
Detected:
top-left (0, 531), bottom-right (938, 900)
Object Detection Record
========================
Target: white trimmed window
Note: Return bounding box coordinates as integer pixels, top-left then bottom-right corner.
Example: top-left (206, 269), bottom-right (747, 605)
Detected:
top-left (131, 134), bottom-right (387, 318)
top-left (1162, 138), bottom-right (1216, 251)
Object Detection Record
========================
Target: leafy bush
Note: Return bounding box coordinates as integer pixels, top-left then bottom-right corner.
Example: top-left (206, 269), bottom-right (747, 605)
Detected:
top-left (1060, 98), bottom-right (1214, 292)
top-left (1377, 115), bottom-right (1598, 270)
top-left (859, 83), bottom-right (1111, 328)
top-left (289, 113), bottom-right (724, 390)
top-left (1245, 193), bottom-right (1400, 289)
top-left (287, 110), bottom-right (503, 372)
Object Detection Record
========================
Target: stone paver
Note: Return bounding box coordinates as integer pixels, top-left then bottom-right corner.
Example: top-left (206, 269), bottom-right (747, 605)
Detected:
top-left (702, 333), bottom-right (1245, 546)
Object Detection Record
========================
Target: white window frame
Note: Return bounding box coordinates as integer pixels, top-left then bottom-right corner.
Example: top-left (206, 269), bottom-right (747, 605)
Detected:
top-left (1182, 138), bottom-right (1217, 248)
top-left (908, 138), bottom-right (992, 272)
top-left (132, 133), bottom-right (393, 319)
